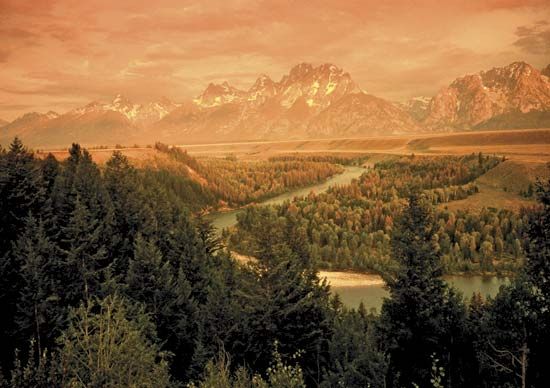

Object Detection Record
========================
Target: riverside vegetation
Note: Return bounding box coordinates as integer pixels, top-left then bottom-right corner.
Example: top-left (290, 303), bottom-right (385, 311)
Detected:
top-left (0, 138), bottom-right (549, 387)
top-left (227, 153), bottom-right (529, 275)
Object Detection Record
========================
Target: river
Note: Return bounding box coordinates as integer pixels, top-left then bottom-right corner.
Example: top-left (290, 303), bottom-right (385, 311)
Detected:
top-left (208, 165), bottom-right (508, 309)
top-left (332, 276), bottom-right (509, 311)
top-left (209, 165), bottom-right (366, 231)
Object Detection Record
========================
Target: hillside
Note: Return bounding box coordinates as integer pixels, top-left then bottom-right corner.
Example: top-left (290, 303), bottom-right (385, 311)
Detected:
top-left (439, 159), bottom-right (548, 212)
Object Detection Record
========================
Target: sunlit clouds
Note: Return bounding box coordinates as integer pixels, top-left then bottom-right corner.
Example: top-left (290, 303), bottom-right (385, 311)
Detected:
top-left (0, 0), bottom-right (549, 120)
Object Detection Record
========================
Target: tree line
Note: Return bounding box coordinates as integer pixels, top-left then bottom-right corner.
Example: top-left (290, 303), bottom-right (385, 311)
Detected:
top-left (268, 153), bottom-right (369, 166)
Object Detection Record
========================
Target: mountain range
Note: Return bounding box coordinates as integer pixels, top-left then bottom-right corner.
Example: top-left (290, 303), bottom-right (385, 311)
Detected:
top-left (1, 61), bottom-right (549, 148)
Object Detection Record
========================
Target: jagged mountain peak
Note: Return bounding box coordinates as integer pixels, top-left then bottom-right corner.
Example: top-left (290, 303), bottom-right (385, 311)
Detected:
top-left (425, 61), bottom-right (550, 129)
top-left (66, 95), bottom-right (179, 126)
top-left (250, 74), bottom-right (274, 88)
top-left (11, 111), bottom-right (59, 124)
top-left (194, 81), bottom-right (246, 108)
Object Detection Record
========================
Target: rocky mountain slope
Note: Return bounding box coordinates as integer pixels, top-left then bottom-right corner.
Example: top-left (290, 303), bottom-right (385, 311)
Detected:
top-left (424, 62), bottom-right (550, 130)
top-left (154, 63), bottom-right (418, 143)
top-left (0, 95), bottom-right (180, 147)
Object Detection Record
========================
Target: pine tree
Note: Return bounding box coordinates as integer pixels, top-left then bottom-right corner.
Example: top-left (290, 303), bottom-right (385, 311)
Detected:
top-left (59, 197), bottom-right (107, 304)
top-left (13, 217), bottom-right (64, 356)
top-left (104, 151), bottom-right (155, 272)
top-left (50, 144), bottom-right (82, 231)
top-left (0, 138), bottom-right (45, 371)
top-left (378, 194), bottom-right (467, 387)
top-left (40, 153), bottom-right (59, 196)
top-left (234, 242), bottom-right (332, 386)
top-left (0, 137), bottom-right (45, 253)
top-left (126, 236), bottom-right (199, 382)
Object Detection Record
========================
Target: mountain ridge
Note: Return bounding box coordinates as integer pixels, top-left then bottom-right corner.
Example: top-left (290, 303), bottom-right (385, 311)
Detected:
top-left (1, 61), bottom-right (549, 148)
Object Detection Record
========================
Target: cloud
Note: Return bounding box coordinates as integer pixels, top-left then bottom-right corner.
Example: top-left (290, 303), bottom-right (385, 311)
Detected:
top-left (0, 0), bottom-right (549, 120)
top-left (513, 20), bottom-right (550, 55)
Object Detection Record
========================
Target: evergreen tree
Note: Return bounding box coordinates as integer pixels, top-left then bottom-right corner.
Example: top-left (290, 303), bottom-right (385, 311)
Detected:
top-left (59, 197), bottom-right (107, 303)
top-left (234, 240), bottom-right (332, 386)
top-left (126, 235), bottom-right (198, 381)
top-left (40, 153), bottom-right (59, 196)
top-left (0, 138), bottom-right (45, 371)
top-left (50, 144), bottom-right (82, 231)
top-left (524, 175), bottom-right (550, 317)
top-left (480, 174), bottom-right (550, 388)
top-left (378, 194), bottom-right (468, 387)
top-left (0, 138), bottom-right (45, 244)
top-left (104, 151), bottom-right (156, 272)
top-left (13, 217), bottom-right (64, 357)
top-left (321, 303), bottom-right (387, 387)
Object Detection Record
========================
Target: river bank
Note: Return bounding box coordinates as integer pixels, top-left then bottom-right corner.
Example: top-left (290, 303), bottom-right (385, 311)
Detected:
top-left (327, 273), bottom-right (510, 310)
top-left (319, 271), bottom-right (385, 287)
top-left (208, 165), bottom-right (366, 231)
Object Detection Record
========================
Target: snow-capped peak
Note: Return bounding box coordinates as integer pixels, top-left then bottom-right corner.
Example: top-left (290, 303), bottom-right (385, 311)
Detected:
top-left (70, 95), bottom-right (179, 125)
top-left (194, 82), bottom-right (246, 107)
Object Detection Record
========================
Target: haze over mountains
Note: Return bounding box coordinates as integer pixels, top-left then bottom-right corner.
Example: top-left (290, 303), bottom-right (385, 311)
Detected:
top-left (1, 61), bottom-right (549, 148)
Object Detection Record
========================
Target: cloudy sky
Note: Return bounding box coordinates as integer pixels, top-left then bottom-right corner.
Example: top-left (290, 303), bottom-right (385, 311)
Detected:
top-left (1, 0), bottom-right (549, 120)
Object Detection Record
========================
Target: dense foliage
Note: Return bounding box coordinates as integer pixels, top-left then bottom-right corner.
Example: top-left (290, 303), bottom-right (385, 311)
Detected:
top-left (153, 143), bottom-right (344, 208)
top-left (268, 153), bottom-right (369, 166)
top-left (228, 154), bottom-right (527, 274)
top-left (0, 138), bottom-right (548, 387)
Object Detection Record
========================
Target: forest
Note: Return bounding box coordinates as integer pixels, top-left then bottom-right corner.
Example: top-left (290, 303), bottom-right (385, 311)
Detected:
top-left (0, 138), bottom-right (549, 387)
top-left (151, 143), bottom-right (344, 209)
top-left (227, 154), bottom-right (527, 274)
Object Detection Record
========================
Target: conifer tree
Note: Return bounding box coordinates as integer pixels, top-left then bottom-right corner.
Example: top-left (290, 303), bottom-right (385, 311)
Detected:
top-left (104, 151), bottom-right (154, 271)
top-left (234, 239), bottom-right (332, 386)
top-left (0, 138), bottom-right (45, 370)
top-left (40, 153), bottom-right (59, 196)
top-left (126, 235), bottom-right (199, 381)
top-left (13, 217), bottom-right (64, 356)
top-left (378, 194), bottom-right (467, 387)
top-left (59, 197), bottom-right (107, 303)
top-left (0, 137), bottom-right (45, 253)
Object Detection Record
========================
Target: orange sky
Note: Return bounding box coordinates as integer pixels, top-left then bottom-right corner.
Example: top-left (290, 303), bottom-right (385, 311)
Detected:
top-left (1, 0), bottom-right (549, 120)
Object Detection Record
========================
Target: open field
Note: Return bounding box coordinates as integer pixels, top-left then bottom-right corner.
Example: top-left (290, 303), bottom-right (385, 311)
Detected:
top-left (36, 129), bottom-right (550, 163)
top-left (172, 129), bottom-right (549, 161)
top-left (439, 182), bottom-right (537, 212)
